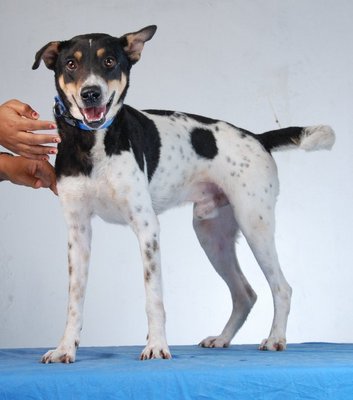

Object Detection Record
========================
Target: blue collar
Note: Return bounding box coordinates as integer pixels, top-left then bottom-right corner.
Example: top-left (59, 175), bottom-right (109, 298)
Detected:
top-left (53, 96), bottom-right (114, 131)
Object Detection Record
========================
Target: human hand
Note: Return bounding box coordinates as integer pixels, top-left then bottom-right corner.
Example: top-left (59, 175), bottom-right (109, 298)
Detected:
top-left (0, 153), bottom-right (57, 194)
top-left (0, 99), bottom-right (60, 160)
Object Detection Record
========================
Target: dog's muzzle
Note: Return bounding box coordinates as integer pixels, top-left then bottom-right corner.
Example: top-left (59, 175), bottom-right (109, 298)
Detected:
top-left (76, 89), bottom-right (115, 129)
top-left (54, 95), bottom-right (115, 131)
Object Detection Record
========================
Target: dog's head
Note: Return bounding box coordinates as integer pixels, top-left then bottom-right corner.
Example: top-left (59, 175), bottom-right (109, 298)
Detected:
top-left (32, 25), bottom-right (157, 130)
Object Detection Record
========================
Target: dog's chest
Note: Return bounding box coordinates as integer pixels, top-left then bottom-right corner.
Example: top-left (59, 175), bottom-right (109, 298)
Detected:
top-left (89, 131), bottom-right (149, 224)
top-left (58, 128), bottom-right (196, 225)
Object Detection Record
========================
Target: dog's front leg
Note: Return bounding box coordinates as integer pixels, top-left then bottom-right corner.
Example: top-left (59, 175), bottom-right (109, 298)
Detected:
top-left (132, 215), bottom-right (171, 360)
top-left (42, 207), bottom-right (92, 363)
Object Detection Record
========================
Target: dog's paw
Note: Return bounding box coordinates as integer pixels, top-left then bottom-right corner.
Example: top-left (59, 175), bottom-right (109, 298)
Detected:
top-left (140, 343), bottom-right (172, 360)
top-left (259, 337), bottom-right (286, 351)
top-left (199, 335), bottom-right (231, 348)
top-left (41, 346), bottom-right (77, 364)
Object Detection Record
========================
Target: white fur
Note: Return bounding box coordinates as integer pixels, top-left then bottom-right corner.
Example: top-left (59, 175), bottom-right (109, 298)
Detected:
top-left (35, 29), bottom-right (335, 363)
top-left (300, 125), bottom-right (335, 151)
top-left (42, 93), bottom-right (335, 362)
top-left (42, 111), bottom-right (326, 363)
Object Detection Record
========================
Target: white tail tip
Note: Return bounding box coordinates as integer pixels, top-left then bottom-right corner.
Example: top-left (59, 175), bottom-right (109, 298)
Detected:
top-left (300, 125), bottom-right (335, 151)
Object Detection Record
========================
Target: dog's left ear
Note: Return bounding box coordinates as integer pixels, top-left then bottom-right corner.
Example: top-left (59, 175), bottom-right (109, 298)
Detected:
top-left (121, 25), bottom-right (157, 64)
top-left (32, 41), bottom-right (61, 70)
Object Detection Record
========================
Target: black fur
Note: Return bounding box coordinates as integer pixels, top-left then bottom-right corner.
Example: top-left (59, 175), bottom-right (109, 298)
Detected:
top-left (257, 127), bottom-right (304, 152)
top-left (144, 109), bottom-right (218, 126)
top-left (144, 110), bottom-right (175, 118)
top-left (55, 122), bottom-right (96, 178)
top-left (186, 113), bottom-right (218, 125)
top-left (105, 106), bottom-right (161, 181)
top-left (190, 128), bottom-right (218, 159)
top-left (55, 105), bottom-right (161, 181)
top-left (56, 35), bottom-right (131, 113)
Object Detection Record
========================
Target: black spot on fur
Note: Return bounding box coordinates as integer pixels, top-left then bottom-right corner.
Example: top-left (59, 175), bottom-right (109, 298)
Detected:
top-left (144, 270), bottom-right (151, 282)
top-left (190, 128), bottom-right (218, 159)
top-left (145, 250), bottom-right (152, 261)
top-left (152, 240), bottom-right (158, 252)
top-left (104, 105), bottom-right (161, 181)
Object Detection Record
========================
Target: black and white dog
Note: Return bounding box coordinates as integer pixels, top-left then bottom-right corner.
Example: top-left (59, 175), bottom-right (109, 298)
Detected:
top-left (33, 25), bottom-right (335, 362)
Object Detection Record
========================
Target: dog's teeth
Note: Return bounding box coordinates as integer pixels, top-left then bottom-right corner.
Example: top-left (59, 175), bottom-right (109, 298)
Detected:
top-left (82, 106), bottom-right (106, 122)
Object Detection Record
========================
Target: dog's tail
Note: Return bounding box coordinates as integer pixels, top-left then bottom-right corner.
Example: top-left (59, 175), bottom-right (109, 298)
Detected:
top-left (256, 125), bottom-right (335, 152)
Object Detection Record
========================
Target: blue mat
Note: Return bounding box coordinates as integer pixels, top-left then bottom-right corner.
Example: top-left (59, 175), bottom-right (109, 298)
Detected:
top-left (1, 343), bottom-right (353, 399)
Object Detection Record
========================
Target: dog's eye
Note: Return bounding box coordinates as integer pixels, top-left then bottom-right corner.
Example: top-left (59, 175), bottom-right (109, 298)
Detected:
top-left (66, 60), bottom-right (77, 71)
top-left (103, 57), bottom-right (117, 68)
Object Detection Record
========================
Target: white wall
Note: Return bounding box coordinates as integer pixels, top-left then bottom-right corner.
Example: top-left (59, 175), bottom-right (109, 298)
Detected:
top-left (0, 0), bottom-right (352, 349)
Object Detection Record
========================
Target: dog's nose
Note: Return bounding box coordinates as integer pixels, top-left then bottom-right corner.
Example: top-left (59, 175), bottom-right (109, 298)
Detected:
top-left (81, 86), bottom-right (102, 105)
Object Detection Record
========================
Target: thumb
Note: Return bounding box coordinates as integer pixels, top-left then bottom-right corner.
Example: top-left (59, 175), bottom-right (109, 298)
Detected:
top-left (30, 177), bottom-right (58, 195)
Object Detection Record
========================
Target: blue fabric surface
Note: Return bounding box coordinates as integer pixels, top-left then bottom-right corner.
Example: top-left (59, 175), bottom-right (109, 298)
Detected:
top-left (1, 343), bottom-right (353, 399)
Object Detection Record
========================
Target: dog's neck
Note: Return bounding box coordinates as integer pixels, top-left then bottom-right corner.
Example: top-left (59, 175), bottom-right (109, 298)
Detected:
top-left (53, 96), bottom-right (115, 131)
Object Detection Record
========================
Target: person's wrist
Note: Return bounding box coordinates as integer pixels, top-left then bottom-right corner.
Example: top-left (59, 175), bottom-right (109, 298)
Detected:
top-left (0, 152), bottom-right (14, 182)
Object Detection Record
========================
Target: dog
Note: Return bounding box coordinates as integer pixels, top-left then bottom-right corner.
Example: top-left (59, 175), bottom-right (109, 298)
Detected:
top-left (32, 25), bottom-right (335, 363)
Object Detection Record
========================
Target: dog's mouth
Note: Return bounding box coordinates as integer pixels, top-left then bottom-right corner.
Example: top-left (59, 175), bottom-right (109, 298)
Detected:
top-left (78, 92), bottom-right (115, 128)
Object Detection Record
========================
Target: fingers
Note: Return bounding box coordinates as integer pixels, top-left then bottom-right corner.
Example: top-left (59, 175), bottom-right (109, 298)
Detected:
top-left (34, 178), bottom-right (58, 195)
top-left (18, 118), bottom-right (57, 133)
top-left (1, 99), bottom-right (58, 133)
top-left (9, 142), bottom-right (58, 161)
top-left (14, 131), bottom-right (60, 160)
top-left (18, 130), bottom-right (60, 146)
top-left (50, 182), bottom-right (58, 195)
top-left (0, 100), bottom-right (61, 160)
top-left (31, 179), bottom-right (58, 196)
top-left (3, 99), bottom-right (60, 143)
top-left (17, 124), bottom-right (61, 158)
top-left (0, 99), bottom-right (60, 158)
top-left (26, 159), bottom-right (57, 194)
top-left (2, 99), bottom-right (40, 120)
top-left (34, 161), bottom-right (58, 194)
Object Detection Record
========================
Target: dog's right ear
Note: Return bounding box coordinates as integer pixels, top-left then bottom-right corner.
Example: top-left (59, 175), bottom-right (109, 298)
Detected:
top-left (32, 41), bottom-right (61, 70)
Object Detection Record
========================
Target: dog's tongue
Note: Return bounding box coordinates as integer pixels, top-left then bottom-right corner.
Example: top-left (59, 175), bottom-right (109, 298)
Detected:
top-left (82, 106), bottom-right (106, 122)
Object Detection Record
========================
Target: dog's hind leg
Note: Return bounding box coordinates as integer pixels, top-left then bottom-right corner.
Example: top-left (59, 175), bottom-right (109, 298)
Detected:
top-left (193, 204), bottom-right (257, 348)
top-left (230, 189), bottom-right (292, 351)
